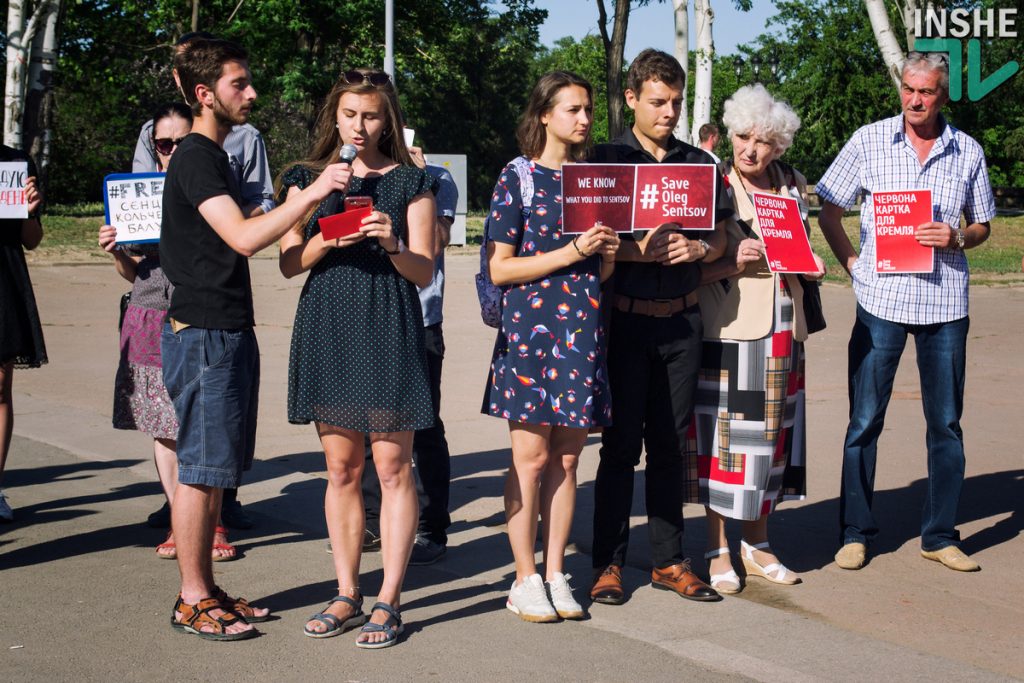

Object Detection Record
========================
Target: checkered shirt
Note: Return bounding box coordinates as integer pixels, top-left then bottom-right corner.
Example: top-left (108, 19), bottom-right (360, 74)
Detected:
top-left (816, 114), bottom-right (996, 325)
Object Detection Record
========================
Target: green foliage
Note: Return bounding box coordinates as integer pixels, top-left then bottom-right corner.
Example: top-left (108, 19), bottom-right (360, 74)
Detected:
top-left (41, 0), bottom-right (547, 209)
top-left (710, 0), bottom-right (1024, 186)
top-left (531, 35), bottom-right (611, 146)
top-left (711, 0), bottom-right (897, 182)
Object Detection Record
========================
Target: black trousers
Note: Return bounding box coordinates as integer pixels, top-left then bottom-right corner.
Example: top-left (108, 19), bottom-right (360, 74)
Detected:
top-left (362, 323), bottom-right (451, 544)
top-left (592, 306), bottom-right (702, 570)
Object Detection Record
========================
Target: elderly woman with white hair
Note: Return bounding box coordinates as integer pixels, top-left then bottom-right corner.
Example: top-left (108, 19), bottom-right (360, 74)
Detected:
top-left (685, 84), bottom-right (826, 594)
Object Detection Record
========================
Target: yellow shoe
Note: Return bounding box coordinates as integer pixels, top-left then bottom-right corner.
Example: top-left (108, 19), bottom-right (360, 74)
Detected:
top-left (834, 542), bottom-right (866, 570)
top-left (921, 546), bottom-right (980, 572)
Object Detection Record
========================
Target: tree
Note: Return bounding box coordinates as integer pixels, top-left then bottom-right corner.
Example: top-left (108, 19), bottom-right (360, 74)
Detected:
top-left (595, 0), bottom-right (631, 139)
top-left (3, 0), bottom-right (60, 148)
top-left (43, 0), bottom-right (547, 205)
top-left (533, 35), bottom-right (611, 145)
top-left (689, 0), bottom-right (714, 144)
top-left (22, 1), bottom-right (59, 188)
top-left (864, 0), bottom-right (905, 86)
top-left (672, 0), bottom-right (690, 141)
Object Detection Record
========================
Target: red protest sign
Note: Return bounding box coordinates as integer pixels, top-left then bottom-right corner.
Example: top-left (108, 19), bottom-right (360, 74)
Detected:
top-left (872, 190), bottom-right (934, 273)
top-left (751, 192), bottom-right (819, 273)
top-left (561, 163), bottom-right (635, 233)
top-left (632, 164), bottom-right (716, 231)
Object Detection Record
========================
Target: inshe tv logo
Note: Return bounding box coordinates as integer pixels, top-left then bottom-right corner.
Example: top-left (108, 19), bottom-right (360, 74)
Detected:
top-left (913, 8), bottom-right (1019, 101)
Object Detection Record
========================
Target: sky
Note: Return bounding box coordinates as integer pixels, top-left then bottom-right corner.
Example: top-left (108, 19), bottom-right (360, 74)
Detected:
top-left (532, 0), bottom-right (780, 59)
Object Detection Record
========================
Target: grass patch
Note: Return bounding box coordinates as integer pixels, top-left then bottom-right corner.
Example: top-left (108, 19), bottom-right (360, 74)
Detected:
top-left (809, 212), bottom-right (1024, 282)
top-left (32, 205), bottom-right (1024, 282)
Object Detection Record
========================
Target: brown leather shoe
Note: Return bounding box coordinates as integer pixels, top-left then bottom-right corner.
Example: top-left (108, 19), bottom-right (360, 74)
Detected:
top-left (652, 562), bottom-right (721, 602)
top-left (590, 564), bottom-right (625, 605)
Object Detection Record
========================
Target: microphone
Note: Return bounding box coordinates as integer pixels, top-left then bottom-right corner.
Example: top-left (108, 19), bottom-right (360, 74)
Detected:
top-left (326, 144), bottom-right (359, 216)
top-left (338, 144), bottom-right (358, 165)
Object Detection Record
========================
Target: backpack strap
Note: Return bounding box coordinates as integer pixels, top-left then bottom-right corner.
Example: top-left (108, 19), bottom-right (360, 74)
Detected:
top-left (509, 155), bottom-right (534, 210)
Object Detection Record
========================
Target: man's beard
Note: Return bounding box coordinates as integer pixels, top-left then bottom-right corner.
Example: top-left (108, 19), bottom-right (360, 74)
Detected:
top-left (213, 93), bottom-right (248, 126)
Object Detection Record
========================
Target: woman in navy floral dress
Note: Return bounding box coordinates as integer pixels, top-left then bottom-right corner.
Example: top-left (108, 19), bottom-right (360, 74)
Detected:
top-left (483, 71), bottom-right (619, 623)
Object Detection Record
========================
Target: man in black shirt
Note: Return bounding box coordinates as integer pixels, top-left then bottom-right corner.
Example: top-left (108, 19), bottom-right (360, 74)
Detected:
top-left (589, 49), bottom-right (732, 606)
top-left (160, 38), bottom-right (352, 640)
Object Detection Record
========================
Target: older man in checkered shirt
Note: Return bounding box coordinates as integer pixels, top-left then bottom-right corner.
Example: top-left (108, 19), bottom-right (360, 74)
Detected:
top-left (817, 52), bottom-right (996, 573)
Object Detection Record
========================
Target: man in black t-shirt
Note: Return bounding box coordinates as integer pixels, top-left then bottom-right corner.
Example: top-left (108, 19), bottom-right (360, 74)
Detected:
top-left (588, 49), bottom-right (733, 607)
top-left (160, 38), bottom-right (352, 641)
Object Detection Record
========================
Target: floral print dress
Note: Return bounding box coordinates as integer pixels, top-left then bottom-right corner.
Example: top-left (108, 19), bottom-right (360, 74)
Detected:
top-left (481, 160), bottom-right (612, 429)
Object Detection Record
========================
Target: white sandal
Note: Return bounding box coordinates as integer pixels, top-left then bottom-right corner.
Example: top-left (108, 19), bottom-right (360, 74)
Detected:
top-left (704, 547), bottom-right (742, 594)
top-left (740, 540), bottom-right (801, 585)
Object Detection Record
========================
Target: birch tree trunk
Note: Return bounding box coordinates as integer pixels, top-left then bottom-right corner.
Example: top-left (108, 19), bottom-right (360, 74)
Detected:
top-left (596, 0), bottom-right (630, 139)
top-left (901, 0), bottom-right (919, 51)
top-left (864, 0), bottom-right (905, 88)
top-left (690, 0), bottom-right (714, 144)
top-left (23, 0), bottom-right (60, 189)
top-left (672, 0), bottom-right (691, 144)
top-left (4, 0), bottom-right (56, 148)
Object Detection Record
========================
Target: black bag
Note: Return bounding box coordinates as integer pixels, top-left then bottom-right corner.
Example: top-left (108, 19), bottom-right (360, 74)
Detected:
top-left (797, 275), bottom-right (826, 334)
top-left (118, 292), bottom-right (131, 332)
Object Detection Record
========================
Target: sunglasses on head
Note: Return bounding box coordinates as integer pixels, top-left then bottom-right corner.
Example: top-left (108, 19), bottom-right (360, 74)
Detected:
top-left (341, 70), bottom-right (391, 87)
top-left (154, 137), bottom-right (187, 155)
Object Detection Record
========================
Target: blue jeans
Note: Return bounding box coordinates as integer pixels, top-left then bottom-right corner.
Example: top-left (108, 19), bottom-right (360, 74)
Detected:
top-left (840, 305), bottom-right (968, 551)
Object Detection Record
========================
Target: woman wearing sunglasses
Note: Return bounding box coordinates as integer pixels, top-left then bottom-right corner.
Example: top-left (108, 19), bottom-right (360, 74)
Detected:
top-left (96, 103), bottom-right (254, 570)
top-left (278, 68), bottom-right (436, 649)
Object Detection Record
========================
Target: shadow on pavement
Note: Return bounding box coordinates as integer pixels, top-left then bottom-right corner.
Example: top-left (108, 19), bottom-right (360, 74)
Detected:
top-left (753, 468), bottom-right (1023, 572)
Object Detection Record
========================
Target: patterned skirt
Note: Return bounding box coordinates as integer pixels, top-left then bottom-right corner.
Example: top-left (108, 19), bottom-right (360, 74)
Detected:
top-left (684, 278), bottom-right (807, 521)
top-left (112, 304), bottom-right (178, 440)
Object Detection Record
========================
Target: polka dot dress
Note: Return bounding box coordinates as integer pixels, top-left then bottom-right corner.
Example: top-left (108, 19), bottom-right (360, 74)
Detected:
top-left (282, 164), bottom-right (433, 432)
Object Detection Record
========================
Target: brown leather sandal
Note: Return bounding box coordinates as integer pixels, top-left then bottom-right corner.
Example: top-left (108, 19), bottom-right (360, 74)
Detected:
top-left (170, 594), bottom-right (257, 641)
top-left (213, 585), bottom-right (270, 623)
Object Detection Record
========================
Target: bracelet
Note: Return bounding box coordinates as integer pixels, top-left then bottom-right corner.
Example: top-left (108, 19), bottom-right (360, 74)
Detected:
top-left (572, 236), bottom-right (587, 258)
top-left (383, 238), bottom-right (403, 255)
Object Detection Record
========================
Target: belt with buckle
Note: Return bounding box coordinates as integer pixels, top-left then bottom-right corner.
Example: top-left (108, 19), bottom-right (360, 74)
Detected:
top-left (613, 293), bottom-right (698, 317)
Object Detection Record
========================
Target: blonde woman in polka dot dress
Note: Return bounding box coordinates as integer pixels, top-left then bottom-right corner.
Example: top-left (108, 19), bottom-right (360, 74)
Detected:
top-left (278, 69), bottom-right (436, 649)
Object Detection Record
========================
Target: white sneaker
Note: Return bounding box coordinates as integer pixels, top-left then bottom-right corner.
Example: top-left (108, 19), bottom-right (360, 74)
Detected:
top-left (546, 572), bottom-right (584, 619)
top-left (506, 573), bottom-right (557, 623)
top-left (0, 490), bottom-right (13, 522)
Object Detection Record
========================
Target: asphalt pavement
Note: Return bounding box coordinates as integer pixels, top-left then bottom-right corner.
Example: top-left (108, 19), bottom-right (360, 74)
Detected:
top-left (1, 253), bottom-right (1021, 682)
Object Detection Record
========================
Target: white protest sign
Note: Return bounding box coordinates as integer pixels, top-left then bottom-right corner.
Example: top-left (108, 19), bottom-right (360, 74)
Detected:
top-left (103, 173), bottom-right (165, 244)
top-left (0, 162), bottom-right (29, 219)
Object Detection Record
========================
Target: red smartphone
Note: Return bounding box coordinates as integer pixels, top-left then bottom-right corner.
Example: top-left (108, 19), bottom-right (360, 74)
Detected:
top-left (319, 196), bottom-right (374, 240)
top-left (344, 196), bottom-right (373, 211)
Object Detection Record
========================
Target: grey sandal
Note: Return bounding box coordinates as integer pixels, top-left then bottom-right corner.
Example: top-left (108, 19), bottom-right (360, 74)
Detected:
top-left (355, 601), bottom-right (404, 649)
top-left (303, 594), bottom-right (366, 639)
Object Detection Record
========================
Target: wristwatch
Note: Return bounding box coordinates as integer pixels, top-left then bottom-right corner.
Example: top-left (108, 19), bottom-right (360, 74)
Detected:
top-left (698, 239), bottom-right (711, 258)
top-left (383, 238), bottom-right (406, 255)
top-left (954, 228), bottom-right (966, 250)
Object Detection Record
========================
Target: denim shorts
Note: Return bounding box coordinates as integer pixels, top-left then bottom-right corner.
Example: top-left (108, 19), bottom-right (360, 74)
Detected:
top-left (160, 324), bottom-right (260, 489)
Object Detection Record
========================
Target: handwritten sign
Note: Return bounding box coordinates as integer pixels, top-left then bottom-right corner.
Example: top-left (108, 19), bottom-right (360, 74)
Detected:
top-left (751, 192), bottom-right (819, 273)
top-left (872, 189), bottom-right (933, 273)
top-left (561, 163), bottom-right (635, 233)
top-left (633, 164), bottom-right (716, 231)
top-left (561, 163), bottom-right (717, 233)
top-left (103, 173), bottom-right (165, 244)
top-left (0, 161), bottom-right (29, 219)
